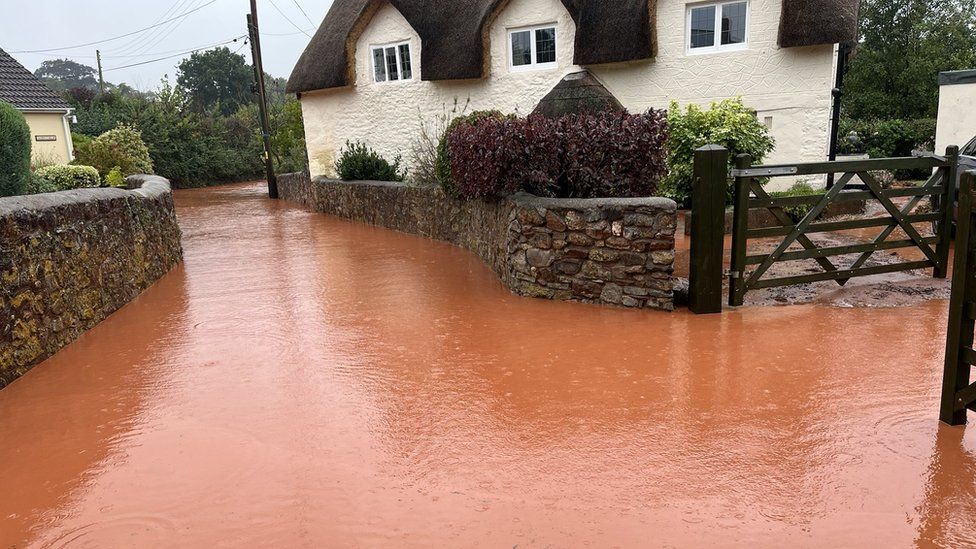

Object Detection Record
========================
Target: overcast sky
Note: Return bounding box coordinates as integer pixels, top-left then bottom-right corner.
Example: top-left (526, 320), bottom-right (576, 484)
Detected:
top-left (0, 0), bottom-right (334, 90)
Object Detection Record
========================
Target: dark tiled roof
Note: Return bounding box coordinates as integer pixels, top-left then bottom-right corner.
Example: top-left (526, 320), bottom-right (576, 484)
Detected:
top-left (0, 47), bottom-right (71, 111)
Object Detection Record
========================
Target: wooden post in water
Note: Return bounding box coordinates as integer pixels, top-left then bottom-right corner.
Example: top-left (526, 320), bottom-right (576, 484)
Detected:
top-left (941, 170), bottom-right (976, 426)
top-left (689, 145), bottom-right (729, 314)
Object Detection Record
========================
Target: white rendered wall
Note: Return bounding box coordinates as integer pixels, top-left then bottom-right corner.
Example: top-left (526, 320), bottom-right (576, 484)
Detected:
top-left (301, 0), bottom-right (836, 190)
top-left (936, 81), bottom-right (976, 155)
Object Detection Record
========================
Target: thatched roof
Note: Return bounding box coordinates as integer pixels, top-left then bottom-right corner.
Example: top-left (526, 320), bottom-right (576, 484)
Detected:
top-left (533, 71), bottom-right (624, 118)
top-left (560, 0), bottom-right (656, 66)
top-left (288, 0), bottom-right (859, 94)
top-left (288, 0), bottom-right (657, 93)
top-left (778, 0), bottom-right (859, 48)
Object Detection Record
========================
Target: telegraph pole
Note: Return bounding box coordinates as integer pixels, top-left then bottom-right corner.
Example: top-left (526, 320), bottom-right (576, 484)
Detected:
top-left (96, 50), bottom-right (105, 95)
top-left (247, 1), bottom-right (279, 199)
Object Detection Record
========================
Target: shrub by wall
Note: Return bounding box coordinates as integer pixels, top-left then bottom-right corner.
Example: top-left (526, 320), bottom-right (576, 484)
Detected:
top-left (74, 123), bottom-right (154, 179)
top-left (447, 110), bottom-right (668, 200)
top-left (0, 101), bottom-right (31, 197)
top-left (663, 98), bottom-right (776, 207)
top-left (435, 110), bottom-right (508, 197)
top-left (334, 141), bottom-right (406, 182)
top-left (35, 165), bottom-right (101, 190)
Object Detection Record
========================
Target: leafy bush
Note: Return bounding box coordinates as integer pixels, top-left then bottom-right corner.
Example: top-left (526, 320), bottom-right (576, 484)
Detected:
top-left (839, 118), bottom-right (937, 158)
top-left (74, 123), bottom-right (153, 178)
top-left (334, 141), bottom-right (406, 182)
top-left (105, 166), bottom-right (125, 188)
top-left (769, 182), bottom-right (819, 222)
top-left (0, 100), bottom-right (32, 197)
top-left (435, 110), bottom-right (507, 197)
top-left (663, 98), bottom-right (776, 207)
top-left (23, 174), bottom-right (59, 195)
top-left (35, 165), bottom-right (101, 190)
top-left (447, 110), bottom-right (668, 200)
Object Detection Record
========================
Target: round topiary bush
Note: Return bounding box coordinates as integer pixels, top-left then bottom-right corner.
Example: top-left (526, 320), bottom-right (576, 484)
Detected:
top-left (0, 100), bottom-right (32, 197)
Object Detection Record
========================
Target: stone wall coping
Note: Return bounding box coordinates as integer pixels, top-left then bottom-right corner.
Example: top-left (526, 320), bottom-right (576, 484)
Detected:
top-left (309, 176), bottom-right (678, 211)
top-left (0, 174), bottom-right (172, 217)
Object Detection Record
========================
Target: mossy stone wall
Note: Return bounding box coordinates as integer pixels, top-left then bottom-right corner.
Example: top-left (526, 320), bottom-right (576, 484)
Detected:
top-left (0, 176), bottom-right (182, 388)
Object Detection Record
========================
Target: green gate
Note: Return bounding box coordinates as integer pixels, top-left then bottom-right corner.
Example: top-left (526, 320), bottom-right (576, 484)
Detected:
top-left (727, 148), bottom-right (959, 306)
top-left (941, 170), bottom-right (976, 426)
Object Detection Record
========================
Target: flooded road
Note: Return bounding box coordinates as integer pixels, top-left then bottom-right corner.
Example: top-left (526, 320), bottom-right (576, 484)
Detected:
top-left (1, 182), bottom-right (975, 547)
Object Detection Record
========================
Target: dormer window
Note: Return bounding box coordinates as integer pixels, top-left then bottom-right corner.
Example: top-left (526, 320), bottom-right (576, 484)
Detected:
top-left (687, 1), bottom-right (748, 54)
top-left (372, 41), bottom-right (412, 83)
top-left (509, 25), bottom-right (557, 72)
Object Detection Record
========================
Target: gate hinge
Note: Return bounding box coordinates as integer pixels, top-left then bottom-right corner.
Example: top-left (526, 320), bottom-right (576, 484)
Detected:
top-left (730, 166), bottom-right (799, 178)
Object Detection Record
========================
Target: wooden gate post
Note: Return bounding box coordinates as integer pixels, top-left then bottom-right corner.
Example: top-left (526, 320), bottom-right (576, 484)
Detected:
top-left (935, 145), bottom-right (959, 279)
top-left (941, 170), bottom-right (976, 426)
top-left (689, 145), bottom-right (729, 314)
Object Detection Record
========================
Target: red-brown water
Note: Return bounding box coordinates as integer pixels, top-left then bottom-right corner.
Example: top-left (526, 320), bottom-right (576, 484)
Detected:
top-left (1, 182), bottom-right (974, 548)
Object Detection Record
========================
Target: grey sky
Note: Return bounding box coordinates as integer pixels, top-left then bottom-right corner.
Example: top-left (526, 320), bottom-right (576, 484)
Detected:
top-left (0, 0), bottom-right (335, 90)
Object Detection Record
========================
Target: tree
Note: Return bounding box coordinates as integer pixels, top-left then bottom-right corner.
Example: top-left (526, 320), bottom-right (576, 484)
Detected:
top-left (34, 59), bottom-right (99, 91)
top-left (176, 47), bottom-right (255, 116)
top-left (844, 0), bottom-right (976, 120)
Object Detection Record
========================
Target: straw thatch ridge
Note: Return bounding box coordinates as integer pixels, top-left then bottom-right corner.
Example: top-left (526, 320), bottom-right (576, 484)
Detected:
top-left (533, 70), bottom-right (624, 118)
top-left (778, 0), bottom-right (859, 48)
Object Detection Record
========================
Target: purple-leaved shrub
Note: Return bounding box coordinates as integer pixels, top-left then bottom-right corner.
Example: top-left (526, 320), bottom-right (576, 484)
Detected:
top-left (447, 109), bottom-right (668, 200)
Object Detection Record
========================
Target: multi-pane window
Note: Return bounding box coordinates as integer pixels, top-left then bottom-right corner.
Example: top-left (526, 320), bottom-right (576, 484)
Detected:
top-left (687, 1), bottom-right (748, 53)
top-left (509, 25), bottom-right (557, 71)
top-left (371, 41), bottom-right (413, 83)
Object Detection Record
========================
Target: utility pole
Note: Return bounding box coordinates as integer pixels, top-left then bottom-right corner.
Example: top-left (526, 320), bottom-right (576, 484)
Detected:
top-left (247, 1), bottom-right (279, 199)
top-left (96, 50), bottom-right (105, 95)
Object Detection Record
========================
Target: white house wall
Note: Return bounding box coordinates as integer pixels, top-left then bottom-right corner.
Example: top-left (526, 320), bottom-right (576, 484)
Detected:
top-left (935, 79), bottom-right (976, 155)
top-left (301, 0), bottom-right (835, 190)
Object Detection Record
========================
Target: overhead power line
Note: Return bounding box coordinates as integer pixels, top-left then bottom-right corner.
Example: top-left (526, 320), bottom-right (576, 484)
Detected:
top-left (267, 0), bottom-right (311, 37)
top-left (9, 0), bottom-right (219, 54)
top-left (103, 35), bottom-right (246, 72)
top-left (290, 0), bottom-right (317, 27)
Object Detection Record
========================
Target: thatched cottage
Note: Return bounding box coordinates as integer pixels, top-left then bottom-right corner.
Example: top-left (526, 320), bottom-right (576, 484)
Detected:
top-left (288, 0), bottom-right (859, 180)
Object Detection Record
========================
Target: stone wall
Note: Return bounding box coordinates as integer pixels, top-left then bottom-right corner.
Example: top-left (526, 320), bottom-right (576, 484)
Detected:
top-left (0, 175), bottom-right (183, 388)
top-left (278, 173), bottom-right (676, 311)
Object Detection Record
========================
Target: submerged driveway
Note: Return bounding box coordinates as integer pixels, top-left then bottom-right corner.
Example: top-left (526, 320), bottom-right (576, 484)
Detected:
top-left (1, 182), bottom-right (974, 547)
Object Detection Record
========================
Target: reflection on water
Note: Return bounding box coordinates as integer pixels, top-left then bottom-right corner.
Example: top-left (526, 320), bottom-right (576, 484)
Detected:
top-left (0, 182), bottom-right (973, 547)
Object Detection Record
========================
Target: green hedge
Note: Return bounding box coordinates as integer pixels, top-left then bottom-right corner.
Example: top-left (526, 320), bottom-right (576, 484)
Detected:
top-left (0, 101), bottom-right (32, 197)
top-left (838, 118), bottom-right (937, 158)
top-left (35, 165), bottom-right (101, 190)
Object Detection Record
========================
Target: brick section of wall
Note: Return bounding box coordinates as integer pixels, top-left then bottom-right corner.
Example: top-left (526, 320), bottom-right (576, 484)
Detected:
top-left (0, 175), bottom-right (183, 388)
top-left (278, 173), bottom-right (676, 311)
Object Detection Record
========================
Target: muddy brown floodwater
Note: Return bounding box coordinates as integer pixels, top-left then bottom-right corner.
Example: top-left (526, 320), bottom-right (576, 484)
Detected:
top-left (2, 182), bottom-right (975, 548)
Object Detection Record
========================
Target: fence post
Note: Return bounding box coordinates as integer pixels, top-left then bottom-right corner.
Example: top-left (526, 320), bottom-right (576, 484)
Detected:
top-left (728, 154), bottom-right (753, 307)
top-left (689, 144), bottom-right (729, 314)
top-left (941, 170), bottom-right (975, 426)
top-left (935, 145), bottom-right (959, 279)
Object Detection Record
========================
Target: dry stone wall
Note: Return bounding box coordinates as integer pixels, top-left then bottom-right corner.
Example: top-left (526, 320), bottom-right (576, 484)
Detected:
top-left (0, 175), bottom-right (183, 388)
top-left (278, 173), bottom-right (676, 311)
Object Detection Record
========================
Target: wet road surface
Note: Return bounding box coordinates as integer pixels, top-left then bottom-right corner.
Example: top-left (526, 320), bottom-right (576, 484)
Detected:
top-left (1, 183), bottom-right (975, 547)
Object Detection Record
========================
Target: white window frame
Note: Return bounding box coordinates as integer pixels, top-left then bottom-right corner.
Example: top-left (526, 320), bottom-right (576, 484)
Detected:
top-left (686, 0), bottom-right (749, 55)
top-left (370, 40), bottom-right (413, 84)
top-left (508, 24), bottom-right (558, 73)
